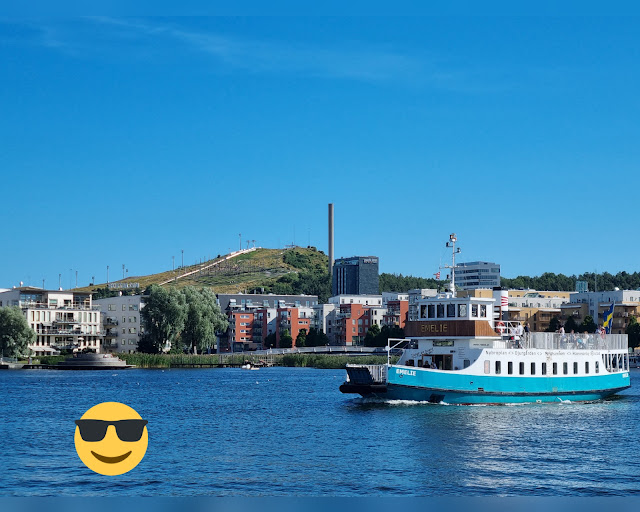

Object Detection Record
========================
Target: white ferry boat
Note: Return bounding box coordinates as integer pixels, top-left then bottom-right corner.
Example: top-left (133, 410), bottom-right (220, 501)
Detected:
top-left (340, 235), bottom-right (631, 405)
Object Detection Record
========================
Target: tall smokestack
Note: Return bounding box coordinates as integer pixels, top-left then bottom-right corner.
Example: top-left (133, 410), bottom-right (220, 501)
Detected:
top-left (328, 203), bottom-right (334, 277)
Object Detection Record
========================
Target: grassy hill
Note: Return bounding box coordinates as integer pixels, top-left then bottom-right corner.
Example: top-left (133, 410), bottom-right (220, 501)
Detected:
top-left (75, 247), bottom-right (332, 301)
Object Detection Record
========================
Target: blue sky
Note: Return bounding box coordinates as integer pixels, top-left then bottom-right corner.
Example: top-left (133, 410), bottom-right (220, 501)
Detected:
top-left (1, 16), bottom-right (639, 290)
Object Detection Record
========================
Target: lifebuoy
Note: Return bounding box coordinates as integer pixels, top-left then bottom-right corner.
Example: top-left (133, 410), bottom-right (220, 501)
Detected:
top-left (496, 322), bottom-right (505, 333)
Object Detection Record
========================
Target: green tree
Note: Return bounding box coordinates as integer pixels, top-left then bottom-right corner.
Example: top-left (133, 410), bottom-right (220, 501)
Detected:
top-left (181, 287), bottom-right (228, 353)
top-left (0, 307), bottom-right (35, 358)
top-left (295, 328), bottom-right (307, 348)
top-left (279, 329), bottom-right (293, 349)
top-left (626, 316), bottom-right (640, 349)
top-left (564, 316), bottom-right (579, 333)
top-left (305, 327), bottom-right (329, 347)
top-left (139, 285), bottom-right (187, 353)
top-left (364, 324), bottom-right (381, 346)
top-left (546, 317), bottom-right (562, 332)
top-left (579, 315), bottom-right (597, 333)
top-left (264, 332), bottom-right (277, 349)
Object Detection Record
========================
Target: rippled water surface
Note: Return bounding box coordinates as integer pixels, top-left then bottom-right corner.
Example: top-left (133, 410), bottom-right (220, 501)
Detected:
top-left (1, 367), bottom-right (639, 496)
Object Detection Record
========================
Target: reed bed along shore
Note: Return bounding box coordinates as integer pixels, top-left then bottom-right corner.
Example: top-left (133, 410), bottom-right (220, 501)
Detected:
top-left (36, 352), bottom-right (394, 369)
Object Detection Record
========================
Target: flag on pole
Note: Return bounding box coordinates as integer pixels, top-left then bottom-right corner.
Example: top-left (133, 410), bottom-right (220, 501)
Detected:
top-left (434, 272), bottom-right (441, 280)
top-left (602, 303), bottom-right (615, 334)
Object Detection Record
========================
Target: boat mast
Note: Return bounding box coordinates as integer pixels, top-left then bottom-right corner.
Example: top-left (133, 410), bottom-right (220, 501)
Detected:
top-left (444, 233), bottom-right (461, 297)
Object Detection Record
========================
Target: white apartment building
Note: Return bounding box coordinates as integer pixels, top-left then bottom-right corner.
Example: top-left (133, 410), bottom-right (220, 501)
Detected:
top-left (328, 294), bottom-right (383, 307)
top-left (93, 294), bottom-right (145, 354)
top-left (0, 286), bottom-right (103, 356)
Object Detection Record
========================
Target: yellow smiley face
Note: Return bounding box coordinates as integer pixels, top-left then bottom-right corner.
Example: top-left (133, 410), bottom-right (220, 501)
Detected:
top-left (74, 402), bottom-right (148, 476)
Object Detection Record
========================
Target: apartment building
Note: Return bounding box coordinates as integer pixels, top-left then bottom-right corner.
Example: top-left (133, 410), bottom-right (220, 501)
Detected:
top-left (332, 256), bottom-right (379, 296)
top-left (563, 290), bottom-right (640, 334)
top-left (218, 293), bottom-right (319, 352)
top-left (93, 295), bottom-right (145, 354)
top-left (0, 286), bottom-right (103, 356)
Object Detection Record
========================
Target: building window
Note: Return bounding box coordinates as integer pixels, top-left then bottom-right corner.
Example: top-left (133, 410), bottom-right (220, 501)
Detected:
top-left (122, 305), bottom-right (126, 311)
top-left (129, 305), bottom-right (138, 311)
top-left (108, 305), bottom-right (116, 311)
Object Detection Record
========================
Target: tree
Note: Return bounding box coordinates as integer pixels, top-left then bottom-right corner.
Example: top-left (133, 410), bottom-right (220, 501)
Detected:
top-left (364, 324), bottom-right (381, 346)
top-left (305, 327), bottom-right (329, 347)
top-left (564, 316), bottom-right (579, 333)
top-left (279, 329), bottom-right (293, 349)
top-left (546, 317), bottom-right (562, 333)
top-left (264, 332), bottom-right (277, 349)
top-left (0, 307), bottom-right (35, 358)
top-left (579, 315), bottom-right (597, 333)
top-left (295, 328), bottom-right (307, 348)
top-left (181, 287), bottom-right (228, 353)
top-left (139, 285), bottom-right (187, 353)
top-left (626, 316), bottom-right (640, 349)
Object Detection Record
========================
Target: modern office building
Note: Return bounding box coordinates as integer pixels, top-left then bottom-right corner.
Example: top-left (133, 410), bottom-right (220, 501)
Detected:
top-left (93, 295), bottom-right (145, 354)
top-left (332, 256), bottom-right (379, 296)
top-left (454, 261), bottom-right (501, 290)
top-left (0, 286), bottom-right (103, 356)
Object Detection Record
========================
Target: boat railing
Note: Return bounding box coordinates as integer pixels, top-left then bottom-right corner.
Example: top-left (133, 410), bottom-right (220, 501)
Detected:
top-left (513, 332), bottom-right (627, 351)
top-left (345, 363), bottom-right (387, 384)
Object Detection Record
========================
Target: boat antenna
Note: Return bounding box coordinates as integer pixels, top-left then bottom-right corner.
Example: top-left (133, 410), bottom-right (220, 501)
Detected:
top-left (443, 233), bottom-right (461, 297)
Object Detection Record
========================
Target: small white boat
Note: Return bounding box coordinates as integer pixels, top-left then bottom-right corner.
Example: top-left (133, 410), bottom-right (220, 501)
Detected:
top-left (241, 363), bottom-right (260, 370)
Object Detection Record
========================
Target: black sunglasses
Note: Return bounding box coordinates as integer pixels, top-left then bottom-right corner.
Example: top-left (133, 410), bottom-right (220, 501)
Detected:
top-left (75, 419), bottom-right (148, 442)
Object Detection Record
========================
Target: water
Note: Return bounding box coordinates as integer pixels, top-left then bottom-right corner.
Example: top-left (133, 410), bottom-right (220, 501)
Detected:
top-left (1, 367), bottom-right (639, 497)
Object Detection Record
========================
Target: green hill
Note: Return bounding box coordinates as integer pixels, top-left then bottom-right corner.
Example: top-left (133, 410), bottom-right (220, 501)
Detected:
top-left (77, 247), bottom-right (332, 302)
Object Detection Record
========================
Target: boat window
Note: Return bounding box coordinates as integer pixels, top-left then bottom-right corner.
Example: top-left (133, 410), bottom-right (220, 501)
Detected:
top-left (484, 360), bottom-right (490, 374)
top-left (573, 362), bottom-right (578, 375)
top-left (563, 362), bottom-right (568, 375)
top-left (507, 362), bottom-right (513, 375)
top-left (428, 304), bottom-right (435, 318)
top-left (531, 362), bottom-right (536, 375)
top-left (420, 305), bottom-right (427, 318)
top-left (458, 304), bottom-right (467, 317)
top-left (519, 362), bottom-right (525, 375)
top-left (406, 360), bottom-right (414, 367)
top-left (464, 359), bottom-right (470, 369)
top-left (585, 361), bottom-right (589, 374)
top-left (495, 361), bottom-right (501, 374)
top-left (447, 304), bottom-right (456, 318)
top-left (553, 363), bottom-right (558, 375)
top-left (480, 304), bottom-right (487, 317)
top-left (595, 361), bottom-right (599, 373)
top-left (542, 362), bottom-right (547, 375)
top-left (471, 304), bottom-right (478, 317)
top-left (437, 304), bottom-right (445, 318)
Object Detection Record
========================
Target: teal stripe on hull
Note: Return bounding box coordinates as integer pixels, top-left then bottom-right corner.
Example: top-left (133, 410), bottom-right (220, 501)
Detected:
top-left (383, 365), bottom-right (630, 404)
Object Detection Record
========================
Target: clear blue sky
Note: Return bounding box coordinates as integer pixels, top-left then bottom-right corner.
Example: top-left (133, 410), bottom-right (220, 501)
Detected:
top-left (1, 16), bottom-right (639, 290)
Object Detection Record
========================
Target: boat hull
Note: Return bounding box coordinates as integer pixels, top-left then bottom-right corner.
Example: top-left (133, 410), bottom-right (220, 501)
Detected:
top-left (353, 365), bottom-right (631, 404)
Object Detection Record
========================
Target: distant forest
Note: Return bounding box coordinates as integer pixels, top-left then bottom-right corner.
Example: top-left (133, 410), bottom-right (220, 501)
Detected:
top-left (380, 271), bottom-right (640, 293)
